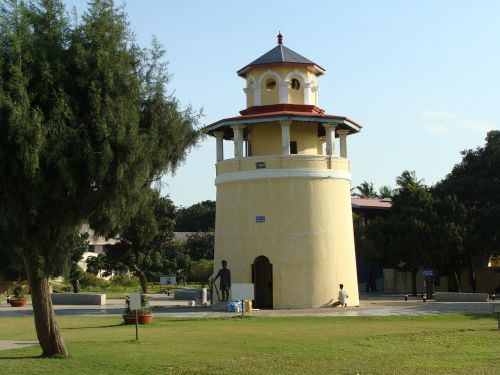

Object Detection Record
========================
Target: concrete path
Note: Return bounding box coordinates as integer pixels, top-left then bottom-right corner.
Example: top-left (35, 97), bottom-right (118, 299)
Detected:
top-left (0, 294), bottom-right (496, 318)
top-left (0, 340), bottom-right (38, 351)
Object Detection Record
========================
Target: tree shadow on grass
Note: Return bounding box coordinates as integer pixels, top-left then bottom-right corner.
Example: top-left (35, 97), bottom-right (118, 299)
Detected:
top-left (63, 323), bottom-right (124, 330)
top-left (0, 354), bottom-right (41, 360)
top-left (459, 313), bottom-right (497, 320)
top-left (154, 317), bottom-right (235, 323)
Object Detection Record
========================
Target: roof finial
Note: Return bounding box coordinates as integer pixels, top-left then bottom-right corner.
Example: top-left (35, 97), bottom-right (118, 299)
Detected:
top-left (277, 31), bottom-right (283, 45)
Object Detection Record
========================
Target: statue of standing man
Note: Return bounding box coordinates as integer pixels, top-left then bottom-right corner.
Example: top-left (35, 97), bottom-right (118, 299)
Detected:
top-left (213, 260), bottom-right (231, 302)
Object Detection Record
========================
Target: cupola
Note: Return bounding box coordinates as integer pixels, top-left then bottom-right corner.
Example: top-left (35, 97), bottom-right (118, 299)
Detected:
top-left (239, 33), bottom-right (324, 108)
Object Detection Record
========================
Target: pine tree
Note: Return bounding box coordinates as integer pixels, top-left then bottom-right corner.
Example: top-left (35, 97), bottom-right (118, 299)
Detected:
top-left (0, 0), bottom-right (200, 357)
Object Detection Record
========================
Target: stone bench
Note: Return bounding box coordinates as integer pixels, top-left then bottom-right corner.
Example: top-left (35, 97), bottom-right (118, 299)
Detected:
top-left (434, 292), bottom-right (489, 302)
top-left (174, 289), bottom-right (210, 304)
top-left (50, 293), bottom-right (106, 305)
top-left (173, 289), bottom-right (197, 300)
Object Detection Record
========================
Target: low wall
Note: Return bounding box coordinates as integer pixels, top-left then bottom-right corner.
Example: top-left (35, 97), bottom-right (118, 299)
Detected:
top-left (50, 293), bottom-right (106, 305)
top-left (434, 292), bottom-right (489, 302)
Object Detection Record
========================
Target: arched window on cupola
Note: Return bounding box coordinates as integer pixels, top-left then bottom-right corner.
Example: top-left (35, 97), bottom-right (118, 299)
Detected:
top-left (259, 70), bottom-right (281, 105)
top-left (288, 76), bottom-right (305, 104)
top-left (285, 70), bottom-right (308, 105)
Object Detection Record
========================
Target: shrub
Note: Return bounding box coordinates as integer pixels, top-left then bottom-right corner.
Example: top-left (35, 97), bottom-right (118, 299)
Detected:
top-left (13, 285), bottom-right (25, 299)
top-left (188, 259), bottom-right (213, 283)
top-left (110, 275), bottom-right (140, 289)
top-left (80, 273), bottom-right (110, 290)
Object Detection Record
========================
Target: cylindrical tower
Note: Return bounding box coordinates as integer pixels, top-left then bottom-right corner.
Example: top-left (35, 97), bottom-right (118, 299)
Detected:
top-left (205, 34), bottom-right (362, 309)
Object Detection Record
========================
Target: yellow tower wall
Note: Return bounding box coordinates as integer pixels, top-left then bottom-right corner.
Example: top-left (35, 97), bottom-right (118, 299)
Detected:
top-left (248, 122), bottom-right (322, 156)
top-left (290, 123), bottom-right (321, 155)
top-left (248, 123), bottom-right (281, 156)
top-left (214, 157), bottom-right (360, 309)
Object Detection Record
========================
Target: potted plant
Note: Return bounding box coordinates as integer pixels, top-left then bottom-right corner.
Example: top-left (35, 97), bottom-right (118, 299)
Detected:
top-left (122, 293), bottom-right (153, 324)
top-left (8, 286), bottom-right (28, 307)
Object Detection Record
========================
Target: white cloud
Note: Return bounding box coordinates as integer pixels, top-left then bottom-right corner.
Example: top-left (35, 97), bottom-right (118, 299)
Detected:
top-left (425, 123), bottom-right (449, 134)
top-left (420, 109), bottom-right (455, 120)
top-left (420, 109), bottom-right (496, 135)
top-left (460, 121), bottom-right (495, 133)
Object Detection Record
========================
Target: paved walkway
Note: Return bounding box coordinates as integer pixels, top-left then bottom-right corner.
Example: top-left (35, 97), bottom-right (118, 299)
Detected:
top-left (0, 294), bottom-right (496, 318)
top-left (0, 340), bottom-right (38, 351)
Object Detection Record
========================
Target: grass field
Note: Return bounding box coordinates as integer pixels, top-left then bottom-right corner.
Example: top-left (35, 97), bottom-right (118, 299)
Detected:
top-left (0, 314), bottom-right (498, 374)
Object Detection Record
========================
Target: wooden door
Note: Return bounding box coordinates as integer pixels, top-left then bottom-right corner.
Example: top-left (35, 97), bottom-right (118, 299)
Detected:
top-left (252, 256), bottom-right (273, 309)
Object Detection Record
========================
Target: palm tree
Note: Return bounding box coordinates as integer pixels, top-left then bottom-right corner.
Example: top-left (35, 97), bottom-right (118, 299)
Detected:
top-left (378, 185), bottom-right (393, 199)
top-left (353, 181), bottom-right (378, 198)
top-left (395, 170), bottom-right (424, 191)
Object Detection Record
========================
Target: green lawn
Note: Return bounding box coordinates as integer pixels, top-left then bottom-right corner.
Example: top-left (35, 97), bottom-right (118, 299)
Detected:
top-left (0, 314), bottom-right (498, 374)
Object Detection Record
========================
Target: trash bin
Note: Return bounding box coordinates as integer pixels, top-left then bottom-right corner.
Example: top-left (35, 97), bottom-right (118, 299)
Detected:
top-left (227, 300), bottom-right (242, 312)
top-left (195, 288), bottom-right (207, 305)
top-left (200, 288), bottom-right (207, 305)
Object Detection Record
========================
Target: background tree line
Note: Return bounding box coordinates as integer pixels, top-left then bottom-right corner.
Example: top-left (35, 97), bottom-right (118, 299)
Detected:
top-left (84, 198), bottom-right (216, 292)
top-left (355, 131), bottom-right (500, 295)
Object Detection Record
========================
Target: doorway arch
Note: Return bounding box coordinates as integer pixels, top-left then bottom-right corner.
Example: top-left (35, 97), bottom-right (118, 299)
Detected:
top-left (252, 256), bottom-right (273, 309)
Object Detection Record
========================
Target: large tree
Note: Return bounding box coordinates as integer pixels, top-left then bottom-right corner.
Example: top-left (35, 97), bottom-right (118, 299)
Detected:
top-left (387, 171), bottom-right (466, 295)
top-left (184, 231), bottom-right (214, 261)
top-left (387, 178), bottom-right (433, 295)
top-left (175, 200), bottom-right (216, 231)
top-left (105, 191), bottom-right (176, 293)
top-left (354, 215), bottom-right (393, 292)
top-left (435, 131), bottom-right (500, 290)
top-left (0, 0), bottom-right (200, 357)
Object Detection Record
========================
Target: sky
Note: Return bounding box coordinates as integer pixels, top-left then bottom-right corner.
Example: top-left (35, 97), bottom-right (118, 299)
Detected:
top-left (63, 0), bottom-right (500, 207)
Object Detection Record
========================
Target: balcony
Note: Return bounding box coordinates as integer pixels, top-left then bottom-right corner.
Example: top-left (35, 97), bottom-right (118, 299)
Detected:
top-left (216, 155), bottom-right (349, 177)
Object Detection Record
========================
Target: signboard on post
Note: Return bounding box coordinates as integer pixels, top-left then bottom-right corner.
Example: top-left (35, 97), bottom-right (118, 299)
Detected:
top-left (160, 275), bottom-right (176, 285)
top-left (232, 283), bottom-right (254, 301)
top-left (129, 292), bottom-right (141, 310)
top-left (494, 304), bottom-right (500, 330)
top-left (129, 292), bottom-right (141, 340)
top-left (422, 269), bottom-right (433, 277)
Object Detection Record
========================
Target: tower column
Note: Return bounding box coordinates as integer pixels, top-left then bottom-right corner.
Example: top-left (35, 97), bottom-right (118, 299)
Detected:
top-left (323, 123), bottom-right (337, 156)
top-left (303, 82), bottom-right (312, 105)
top-left (232, 125), bottom-right (245, 158)
top-left (253, 86), bottom-right (262, 106)
top-left (213, 131), bottom-right (224, 162)
top-left (280, 120), bottom-right (292, 155)
top-left (278, 81), bottom-right (289, 104)
top-left (312, 85), bottom-right (319, 106)
top-left (338, 130), bottom-right (349, 158)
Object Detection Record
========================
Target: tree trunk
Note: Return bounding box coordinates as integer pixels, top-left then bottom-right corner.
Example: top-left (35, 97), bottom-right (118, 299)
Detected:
top-left (137, 269), bottom-right (148, 294)
top-left (27, 268), bottom-right (69, 358)
top-left (447, 274), bottom-right (455, 292)
top-left (425, 276), bottom-right (434, 300)
top-left (365, 262), bottom-right (377, 292)
top-left (467, 256), bottom-right (476, 292)
top-left (411, 269), bottom-right (418, 296)
top-left (134, 249), bottom-right (148, 293)
top-left (454, 271), bottom-right (461, 293)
